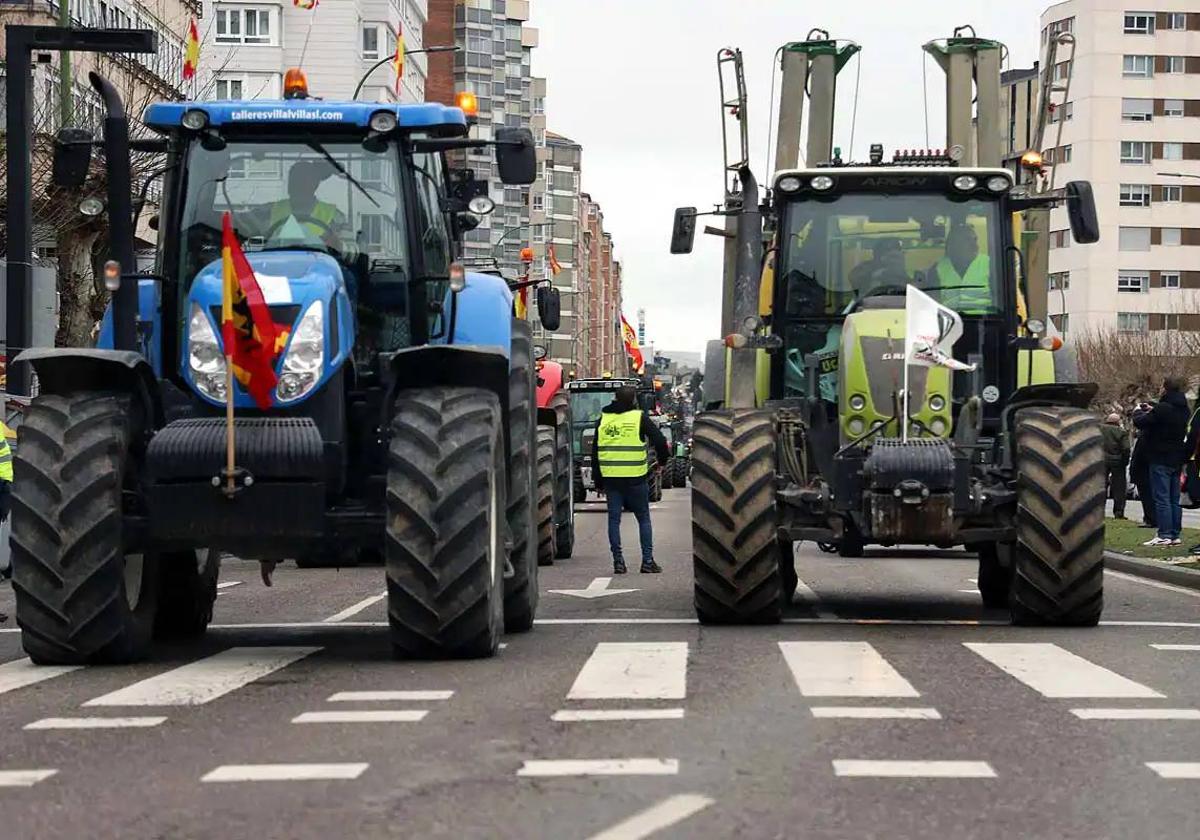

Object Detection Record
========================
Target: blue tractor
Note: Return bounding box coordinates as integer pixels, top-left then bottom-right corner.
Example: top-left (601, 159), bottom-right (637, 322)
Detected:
top-left (11, 70), bottom-right (545, 662)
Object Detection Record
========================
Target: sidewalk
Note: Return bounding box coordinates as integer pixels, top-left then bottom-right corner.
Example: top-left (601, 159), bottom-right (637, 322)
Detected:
top-left (1106, 498), bottom-right (1200, 528)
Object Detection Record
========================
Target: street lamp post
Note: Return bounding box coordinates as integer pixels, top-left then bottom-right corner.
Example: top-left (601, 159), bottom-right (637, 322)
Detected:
top-left (352, 45), bottom-right (460, 100)
top-left (1158, 172), bottom-right (1200, 179)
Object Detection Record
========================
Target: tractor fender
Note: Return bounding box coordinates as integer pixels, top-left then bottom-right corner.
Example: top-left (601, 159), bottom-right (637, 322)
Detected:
top-left (15, 348), bottom-right (164, 430)
top-left (385, 344), bottom-right (513, 461)
top-left (997, 382), bottom-right (1100, 470)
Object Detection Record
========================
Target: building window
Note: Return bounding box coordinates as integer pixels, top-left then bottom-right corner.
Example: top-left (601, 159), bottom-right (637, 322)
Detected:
top-left (215, 77), bottom-right (243, 100)
top-left (1123, 55), bottom-right (1153, 78)
top-left (1051, 314), bottom-right (1070, 334)
top-left (1118, 312), bottom-right (1150, 332)
top-left (1162, 227), bottom-right (1182, 246)
top-left (1119, 227), bottom-right (1152, 250)
top-left (1166, 13), bottom-right (1187, 30)
top-left (1122, 98), bottom-right (1154, 121)
top-left (1163, 143), bottom-right (1184, 161)
top-left (215, 5), bottom-right (275, 46)
top-left (1049, 101), bottom-right (1074, 123)
top-left (1162, 185), bottom-right (1183, 203)
top-left (1053, 61), bottom-right (1072, 82)
top-left (362, 25), bottom-right (383, 60)
top-left (1118, 271), bottom-right (1149, 293)
top-left (1049, 229), bottom-right (1071, 249)
top-left (532, 193), bottom-right (544, 212)
top-left (1163, 272), bottom-right (1182, 289)
top-left (1059, 145), bottom-right (1072, 164)
top-left (1165, 313), bottom-right (1182, 331)
top-left (533, 96), bottom-right (544, 115)
top-left (1049, 271), bottom-right (1071, 291)
top-left (1164, 99), bottom-right (1185, 118)
top-left (1123, 13), bottom-right (1155, 34)
top-left (213, 72), bottom-right (280, 101)
top-left (1121, 141), bottom-right (1151, 164)
top-left (1165, 56), bottom-right (1186, 74)
top-left (1120, 184), bottom-right (1152, 207)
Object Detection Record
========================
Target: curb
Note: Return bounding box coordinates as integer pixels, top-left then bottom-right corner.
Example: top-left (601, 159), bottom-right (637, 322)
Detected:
top-left (1104, 550), bottom-right (1200, 591)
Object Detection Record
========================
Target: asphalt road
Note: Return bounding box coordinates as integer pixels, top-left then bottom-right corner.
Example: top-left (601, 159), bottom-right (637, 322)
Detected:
top-left (1, 489), bottom-right (1200, 839)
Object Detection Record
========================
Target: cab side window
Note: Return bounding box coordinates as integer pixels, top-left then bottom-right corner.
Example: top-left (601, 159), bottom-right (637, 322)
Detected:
top-left (411, 151), bottom-right (451, 277)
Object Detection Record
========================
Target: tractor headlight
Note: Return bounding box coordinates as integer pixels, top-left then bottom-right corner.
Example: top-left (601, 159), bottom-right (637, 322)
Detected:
top-left (848, 394), bottom-right (867, 412)
top-left (277, 301), bottom-right (324, 402)
top-left (810, 175), bottom-right (835, 191)
top-left (929, 394), bottom-right (946, 412)
top-left (953, 175), bottom-right (978, 191)
top-left (930, 417), bottom-right (948, 436)
top-left (188, 303), bottom-right (227, 402)
top-left (986, 175), bottom-right (1010, 193)
top-left (182, 109), bottom-right (209, 130)
top-left (847, 417), bottom-right (866, 437)
top-left (777, 176), bottom-right (803, 193)
top-left (369, 110), bottom-right (398, 133)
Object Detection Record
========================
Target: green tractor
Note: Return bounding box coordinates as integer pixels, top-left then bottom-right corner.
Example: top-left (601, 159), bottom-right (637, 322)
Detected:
top-left (672, 30), bottom-right (1105, 626)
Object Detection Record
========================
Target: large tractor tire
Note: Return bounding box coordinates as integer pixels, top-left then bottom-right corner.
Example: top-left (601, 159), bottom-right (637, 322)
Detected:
top-left (535, 426), bottom-right (556, 566)
top-left (1010, 407), bottom-right (1105, 627)
top-left (664, 458), bottom-right (677, 489)
top-left (976, 543), bottom-right (1013, 609)
top-left (573, 465), bottom-right (587, 504)
top-left (155, 549), bottom-right (220, 639)
top-left (649, 465), bottom-right (663, 503)
top-left (10, 392), bottom-right (160, 664)
top-left (505, 322), bottom-right (539, 632)
top-left (548, 390), bottom-right (575, 559)
top-left (386, 387), bottom-right (506, 659)
top-left (691, 410), bottom-right (782, 624)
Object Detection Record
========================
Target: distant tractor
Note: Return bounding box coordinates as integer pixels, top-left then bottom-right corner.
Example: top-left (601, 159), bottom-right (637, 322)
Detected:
top-left (567, 377), bottom-right (642, 502)
top-left (534, 349), bottom-right (575, 562)
top-left (10, 69), bottom-right (540, 663)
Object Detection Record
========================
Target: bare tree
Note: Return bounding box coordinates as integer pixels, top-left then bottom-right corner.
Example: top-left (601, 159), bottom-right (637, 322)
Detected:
top-left (1072, 321), bottom-right (1200, 412)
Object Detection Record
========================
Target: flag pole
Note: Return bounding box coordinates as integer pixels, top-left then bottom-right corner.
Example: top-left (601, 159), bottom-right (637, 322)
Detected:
top-left (901, 360), bottom-right (910, 443)
top-left (225, 355), bottom-right (235, 495)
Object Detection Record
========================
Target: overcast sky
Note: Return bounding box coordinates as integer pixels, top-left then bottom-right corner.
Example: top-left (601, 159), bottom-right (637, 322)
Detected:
top-left (530, 0), bottom-right (1053, 354)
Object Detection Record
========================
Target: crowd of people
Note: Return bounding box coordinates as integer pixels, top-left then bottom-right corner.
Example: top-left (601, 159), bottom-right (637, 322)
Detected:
top-left (1105, 376), bottom-right (1200, 550)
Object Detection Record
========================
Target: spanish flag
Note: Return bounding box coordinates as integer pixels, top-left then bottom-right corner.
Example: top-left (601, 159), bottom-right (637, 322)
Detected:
top-left (548, 243), bottom-right (563, 276)
top-left (183, 17), bottom-right (200, 81)
top-left (620, 314), bottom-right (644, 375)
top-left (222, 212), bottom-right (285, 409)
top-left (393, 25), bottom-right (405, 96)
top-left (293, 0), bottom-right (319, 9)
top-left (514, 287), bottom-right (528, 319)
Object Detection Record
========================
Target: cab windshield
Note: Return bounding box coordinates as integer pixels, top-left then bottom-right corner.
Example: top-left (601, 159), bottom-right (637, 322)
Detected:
top-left (569, 390), bottom-right (616, 455)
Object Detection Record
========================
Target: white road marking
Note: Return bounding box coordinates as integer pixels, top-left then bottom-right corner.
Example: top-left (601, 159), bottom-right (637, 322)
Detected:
top-left (0, 659), bottom-right (82, 697)
top-left (0, 770), bottom-right (58, 787)
top-left (24, 716), bottom-right (167, 730)
top-left (1151, 644), bottom-right (1200, 651)
top-left (328, 690), bottom-right (453, 702)
top-left (964, 642), bottom-right (1164, 699)
top-left (552, 709), bottom-right (685, 722)
top-left (292, 710), bottom-right (427, 723)
top-left (84, 647), bottom-right (318, 707)
top-left (833, 760), bottom-right (996, 778)
top-left (202, 763), bottom-right (369, 782)
top-left (967, 578), bottom-right (978, 584)
top-left (567, 642), bottom-right (687, 700)
top-left (793, 576), bottom-right (837, 619)
top-left (811, 707), bottom-right (941, 720)
top-left (957, 589), bottom-right (979, 594)
top-left (1106, 570), bottom-right (1200, 599)
top-left (322, 592), bottom-right (387, 623)
top-left (1072, 708), bottom-right (1200, 720)
top-left (549, 577), bottom-right (640, 600)
top-left (586, 794), bottom-right (714, 840)
top-left (1147, 762), bottom-right (1200, 779)
top-left (779, 642), bottom-right (919, 698)
top-left (216, 581), bottom-right (242, 590)
top-left (517, 759), bottom-right (679, 778)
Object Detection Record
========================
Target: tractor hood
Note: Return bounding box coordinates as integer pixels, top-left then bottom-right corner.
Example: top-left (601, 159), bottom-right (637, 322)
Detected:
top-left (183, 250), bottom-right (354, 409)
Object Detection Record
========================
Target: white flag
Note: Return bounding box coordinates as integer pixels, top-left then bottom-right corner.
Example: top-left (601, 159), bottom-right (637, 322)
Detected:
top-left (904, 285), bottom-right (977, 372)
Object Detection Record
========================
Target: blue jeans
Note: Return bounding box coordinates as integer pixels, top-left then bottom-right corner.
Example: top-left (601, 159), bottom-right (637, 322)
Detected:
top-left (605, 479), bottom-right (654, 565)
top-left (1150, 462), bottom-right (1183, 540)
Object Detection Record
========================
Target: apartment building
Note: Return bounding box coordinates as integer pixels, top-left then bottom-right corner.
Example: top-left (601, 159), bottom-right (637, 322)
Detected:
top-left (1037, 2), bottom-right (1200, 336)
top-left (198, 0), bottom-right (428, 103)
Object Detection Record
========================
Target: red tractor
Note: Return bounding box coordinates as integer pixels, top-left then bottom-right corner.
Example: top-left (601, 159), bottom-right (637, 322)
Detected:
top-left (534, 348), bottom-right (575, 563)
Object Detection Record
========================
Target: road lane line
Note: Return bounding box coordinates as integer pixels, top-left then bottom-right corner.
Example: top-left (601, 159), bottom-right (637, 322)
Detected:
top-left (793, 576), bottom-right (837, 619)
top-left (322, 592), bottom-right (387, 623)
top-left (1072, 708), bottom-right (1200, 720)
top-left (779, 642), bottom-right (919, 697)
top-left (586, 794), bottom-right (714, 840)
top-left (292, 710), bottom-right (427, 723)
top-left (964, 642), bottom-right (1164, 699)
top-left (517, 759), bottom-right (679, 778)
top-left (552, 709), bottom-right (685, 722)
top-left (24, 716), bottom-right (167, 730)
top-left (202, 763), bottom-right (368, 782)
top-left (1106, 570), bottom-right (1200, 599)
top-left (83, 647), bottom-right (318, 706)
top-left (811, 707), bottom-right (941, 719)
top-left (216, 581), bottom-right (242, 590)
top-left (1151, 644), bottom-right (1200, 651)
top-left (833, 760), bottom-right (995, 778)
top-left (0, 770), bottom-right (58, 787)
top-left (328, 690), bottom-right (453, 702)
top-left (0, 659), bottom-right (82, 697)
top-left (567, 642), bottom-right (687, 700)
top-left (1147, 762), bottom-right (1200, 779)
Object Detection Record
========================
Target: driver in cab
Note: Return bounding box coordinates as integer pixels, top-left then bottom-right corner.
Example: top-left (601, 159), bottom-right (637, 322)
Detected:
top-left (923, 223), bottom-right (991, 314)
top-left (848, 238), bottom-right (909, 300)
top-left (259, 161), bottom-right (355, 255)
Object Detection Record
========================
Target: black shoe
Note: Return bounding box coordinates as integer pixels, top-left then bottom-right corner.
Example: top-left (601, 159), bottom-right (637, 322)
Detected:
top-left (613, 560), bottom-right (627, 575)
top-left (1138, 522), bottom-right (1156, 528)
top-left (1114, 514), bottom-right (1127, 520)
top-left (640, 561), bottom-right (663, 574)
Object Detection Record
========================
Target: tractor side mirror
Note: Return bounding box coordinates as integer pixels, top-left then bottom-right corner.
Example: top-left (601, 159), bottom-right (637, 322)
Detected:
top-left (496, 127), bottom-right (537, 185)
top-left (456, 211), bottom-right (482, 232)
top-left (52, 127), bottom-right (95, 189)
top-left (670, 207), bottom-right (697, 254)
top-left (533, 344), bottom-right (548, 361)
top-left (537, 285), bottom-right (561, 332)
top-left (1065, 180), bottom-right (1100, 245)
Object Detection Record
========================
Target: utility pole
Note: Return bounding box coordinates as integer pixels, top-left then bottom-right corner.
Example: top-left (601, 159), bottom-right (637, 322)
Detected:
top-left (58, 0), bottom-right (71, 127)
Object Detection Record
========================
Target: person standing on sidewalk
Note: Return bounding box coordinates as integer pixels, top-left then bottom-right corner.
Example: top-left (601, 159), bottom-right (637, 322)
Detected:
top-left (1101, 413), bottom-right (1131, 519)
top-left (1130, 426), bottom-right (1156, 529)
top-left (592, 385), bottom-right (670, 574)
top-left (1133, 377), bottom-right (1191, 547)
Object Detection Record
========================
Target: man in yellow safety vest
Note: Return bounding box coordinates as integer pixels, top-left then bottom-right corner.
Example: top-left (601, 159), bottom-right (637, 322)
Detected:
top-left (262, 161), bottom-right (354, 253)
top-left (0, 421), bottom-right (10, 617)
top-left (926, 223), bottom-right (992, 314)
top-left (591, 385), bottom-right (670, 574)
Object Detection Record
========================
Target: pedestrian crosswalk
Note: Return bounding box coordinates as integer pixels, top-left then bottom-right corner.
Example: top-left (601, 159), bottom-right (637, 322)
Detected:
top-left (1, 634), bottom-right (1198, 789)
